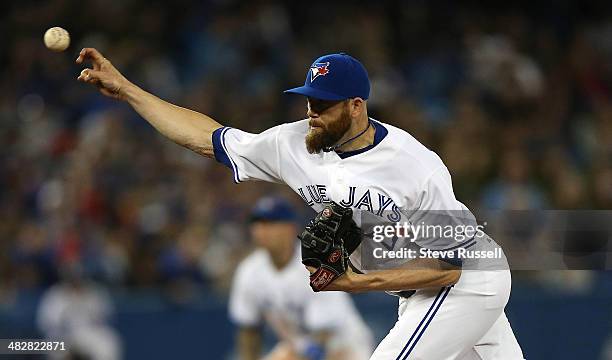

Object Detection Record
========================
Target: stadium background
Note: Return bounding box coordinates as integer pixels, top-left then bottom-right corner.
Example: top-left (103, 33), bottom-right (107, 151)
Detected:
top-left (1, 0), bottom-right (611, 358)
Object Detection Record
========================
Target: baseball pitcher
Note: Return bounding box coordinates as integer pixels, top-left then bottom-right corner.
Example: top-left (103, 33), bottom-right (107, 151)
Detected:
top-left (76, 48), bottom-right (524, 359)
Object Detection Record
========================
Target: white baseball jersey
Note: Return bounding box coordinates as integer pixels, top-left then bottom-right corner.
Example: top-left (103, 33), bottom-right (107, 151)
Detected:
top-left (229, 246), bottom-right (373, 358)
top-left (216, 118), bottom-right (524, 359)
top-left (213, 119), bottom-right (504, 269)
top-left (213, 118), bottom-right (456, 218)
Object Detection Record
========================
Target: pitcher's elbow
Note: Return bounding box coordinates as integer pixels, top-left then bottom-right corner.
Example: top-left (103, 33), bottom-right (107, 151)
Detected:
top-left (443, 269), bottom-right (461, 286)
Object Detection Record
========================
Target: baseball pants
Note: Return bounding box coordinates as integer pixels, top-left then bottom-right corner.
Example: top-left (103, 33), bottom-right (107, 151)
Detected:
top-left (369, 270), bottom-right (525, 360)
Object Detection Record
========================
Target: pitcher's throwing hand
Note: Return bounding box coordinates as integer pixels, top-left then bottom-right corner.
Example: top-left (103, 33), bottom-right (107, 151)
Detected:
top-left (76, 48), bottom-right (131, 100)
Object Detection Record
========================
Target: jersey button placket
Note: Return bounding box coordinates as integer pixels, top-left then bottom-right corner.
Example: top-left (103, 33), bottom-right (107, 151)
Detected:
top-left (335, 163), bottom-right (345, 184)
top-left (328, 158), bottom-right (345, 201)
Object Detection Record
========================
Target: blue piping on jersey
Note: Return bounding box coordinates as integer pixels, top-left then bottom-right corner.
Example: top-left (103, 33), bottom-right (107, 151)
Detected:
top-left (439, 254), bottom-right (463, 267)
top-left (419, 235), bottom-right (478, 268)
top-left (212, 127), bottom-right (241, 183)
top-left (335, 119), bottom-right (388, 159)
top-left (439, 235), bottom-right (477, 251)
top-left (463, 241), bottom-right (477, 250)
top-left (212, 119), bottom-right (388, 180)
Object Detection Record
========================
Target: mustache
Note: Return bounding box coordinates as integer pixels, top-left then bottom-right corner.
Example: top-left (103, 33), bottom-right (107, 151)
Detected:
top-left (308, 120), bottom-right (325, 128)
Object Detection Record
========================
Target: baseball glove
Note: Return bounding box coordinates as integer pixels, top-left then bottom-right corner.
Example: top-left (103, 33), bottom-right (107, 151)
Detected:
top-left (298, 201), bottom-right (362, 291)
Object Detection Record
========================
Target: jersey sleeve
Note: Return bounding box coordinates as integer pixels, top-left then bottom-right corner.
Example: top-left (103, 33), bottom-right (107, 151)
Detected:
top-left (228, 263), bottom-right (262, 327)
top-left (417, 166), bottom-right (466, 212)
top-left (407, 166), bottom-right (480, 257)
top-left (212, 125), bottom-right (283, 184)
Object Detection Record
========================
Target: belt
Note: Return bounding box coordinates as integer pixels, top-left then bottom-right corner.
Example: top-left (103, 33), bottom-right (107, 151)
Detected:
top-left (397, 290), bottom-right (416, 298)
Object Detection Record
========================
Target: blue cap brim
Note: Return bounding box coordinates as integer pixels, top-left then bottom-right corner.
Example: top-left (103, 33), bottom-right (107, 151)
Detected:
top-left (284, 86), bottom-right (346, 101)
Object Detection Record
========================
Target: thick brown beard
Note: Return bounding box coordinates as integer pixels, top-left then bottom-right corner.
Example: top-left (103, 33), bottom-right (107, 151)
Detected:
top-left (305, 106), bottom-right (352, 154)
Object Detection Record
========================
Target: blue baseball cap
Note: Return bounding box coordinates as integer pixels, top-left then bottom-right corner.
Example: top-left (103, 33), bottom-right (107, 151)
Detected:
top-left (284, 53), bottom-right (370, 101)
top-left (250, 196), bottom-right (296, 223)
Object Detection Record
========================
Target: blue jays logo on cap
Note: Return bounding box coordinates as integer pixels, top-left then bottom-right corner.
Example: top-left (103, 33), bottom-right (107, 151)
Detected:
top-left (310, 62), bottom-right (330, 82)
top-left (284, 53), bottom-right (370, 101)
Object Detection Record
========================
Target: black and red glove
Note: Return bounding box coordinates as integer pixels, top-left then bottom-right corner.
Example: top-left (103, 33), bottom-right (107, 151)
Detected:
top-left (298, 201), bottom-right (362, 291)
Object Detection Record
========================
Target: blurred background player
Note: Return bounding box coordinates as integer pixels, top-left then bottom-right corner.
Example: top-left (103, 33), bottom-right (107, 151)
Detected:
top-left (229, 196), bottom-right (373, 360)
top-left (37, 259), bottom-right (122, 360)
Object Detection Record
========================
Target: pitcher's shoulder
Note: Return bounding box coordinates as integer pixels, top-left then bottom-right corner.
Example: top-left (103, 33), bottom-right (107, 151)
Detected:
top-left (379, 121), bottom-right (446, 174)
top-left (277, 119), bottom-right (310, 135)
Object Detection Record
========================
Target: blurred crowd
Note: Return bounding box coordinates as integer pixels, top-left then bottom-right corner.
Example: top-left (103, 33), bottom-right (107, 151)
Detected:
top-left (1, 0), bottom-right (611, 306)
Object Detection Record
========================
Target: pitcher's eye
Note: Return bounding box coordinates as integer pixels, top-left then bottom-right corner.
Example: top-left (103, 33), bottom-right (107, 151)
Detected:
top-left (308, 98), bottom-right (340, 113)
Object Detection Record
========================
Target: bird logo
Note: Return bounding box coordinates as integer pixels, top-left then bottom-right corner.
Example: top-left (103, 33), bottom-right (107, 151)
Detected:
top-left (310, 62), bottom-right (330, 82)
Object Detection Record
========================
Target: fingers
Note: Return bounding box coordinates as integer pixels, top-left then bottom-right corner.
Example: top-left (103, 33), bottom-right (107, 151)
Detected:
top-left (75, 48), bottom-right (106, 70)
top-left (77, 68), bottom-right (90, 82)
top-left (77, 68), bottom-right (104, 83)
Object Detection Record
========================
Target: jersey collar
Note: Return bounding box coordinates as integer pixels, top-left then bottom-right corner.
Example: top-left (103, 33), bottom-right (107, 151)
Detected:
top-left (335, 118), bottom-right (388, 159)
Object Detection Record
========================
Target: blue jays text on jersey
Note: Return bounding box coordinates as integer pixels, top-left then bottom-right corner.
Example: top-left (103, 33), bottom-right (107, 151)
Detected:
top-left (297, 184), bottom-right (402, 222)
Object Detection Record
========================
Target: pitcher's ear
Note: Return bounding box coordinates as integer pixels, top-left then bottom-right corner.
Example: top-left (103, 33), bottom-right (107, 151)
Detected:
top-left (350, 97), bottom-right (366, 116)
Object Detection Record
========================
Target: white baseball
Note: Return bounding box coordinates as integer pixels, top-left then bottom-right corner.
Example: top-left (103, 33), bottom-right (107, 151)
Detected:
top-left (44, 27), bottom-right (70, 52)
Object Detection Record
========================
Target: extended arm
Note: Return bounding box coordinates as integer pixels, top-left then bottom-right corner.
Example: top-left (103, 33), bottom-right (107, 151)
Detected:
top-left (76, 48), bottom-right (222, 158)
top-left (319, 258), bottom-right (461, 293)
